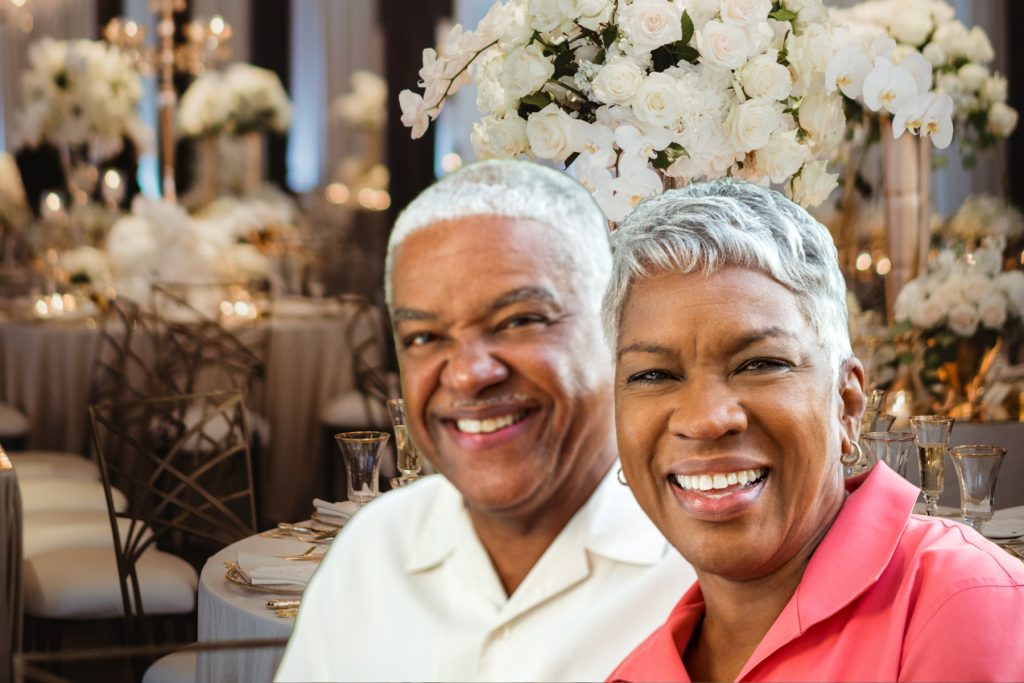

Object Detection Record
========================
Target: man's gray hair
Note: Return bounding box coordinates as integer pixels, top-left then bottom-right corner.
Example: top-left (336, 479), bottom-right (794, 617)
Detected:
top-left (384, 159), bottom-right (612, 310)
top-left (602, 178), bottom-right (852, 374)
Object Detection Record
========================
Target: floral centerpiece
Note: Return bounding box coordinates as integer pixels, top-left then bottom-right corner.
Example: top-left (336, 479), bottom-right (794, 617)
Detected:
top-left (16, 38), bottom-right (149, 160)
top-left (331, 70), bottom-right (389, 197)
top-left (178, 63), bottom-right (292, 137)
top-left (893, 239), bottom-right (1024, 419)
top-left (831, 0), bottom-right (1017, 164)
top-left (398, 0), bottom-right (952, 221)
top-left (939, 194), bottom-right (1024, 247)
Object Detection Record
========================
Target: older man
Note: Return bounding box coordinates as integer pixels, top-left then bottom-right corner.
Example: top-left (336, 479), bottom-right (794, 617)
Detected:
top-left (275, 160), bottom-right (694, 682)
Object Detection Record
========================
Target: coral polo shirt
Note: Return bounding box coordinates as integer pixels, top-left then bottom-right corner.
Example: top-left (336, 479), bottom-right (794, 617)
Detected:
top-left (609, 463), bottom-right (1024, 682)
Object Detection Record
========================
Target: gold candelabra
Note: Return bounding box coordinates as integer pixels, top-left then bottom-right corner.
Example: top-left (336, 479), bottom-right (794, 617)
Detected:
top-left (103, 0), bottom-right (232, 201)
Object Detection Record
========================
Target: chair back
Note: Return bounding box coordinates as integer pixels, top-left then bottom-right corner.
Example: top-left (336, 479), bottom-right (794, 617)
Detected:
top-left (0, 446), bottom-right (22, 683)
top-left (339, 294), bottom-right (394, 417)
top-left (89, 390), bottom-right (258, 644)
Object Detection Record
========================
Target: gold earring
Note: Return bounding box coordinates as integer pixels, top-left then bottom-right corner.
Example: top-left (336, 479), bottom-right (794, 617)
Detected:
top-left (841, 440), bottom-right (863, 467)
top-left (617, 467), bottom-right (628, 486)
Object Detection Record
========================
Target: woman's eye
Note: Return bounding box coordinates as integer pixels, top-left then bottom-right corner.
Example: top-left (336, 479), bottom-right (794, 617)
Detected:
top-left (738, 358), bottom-right (791, 374)
top-left (626, 369), bottom-right (675, 384)
top-left (402, 331), bottom-right (438, 348)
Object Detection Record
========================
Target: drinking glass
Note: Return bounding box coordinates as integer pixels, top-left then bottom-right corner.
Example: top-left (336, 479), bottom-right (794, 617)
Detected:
top-left (860, 389), bottom-right (886, 436)
top-left (910, 415), bottom-right (954, 516)
top-left (387, 398), bottom-right (424, 488)
top-left (862, 431), bottom-right (915, 478)
top-left (870, 413), bottom-right (897, 433)
top-left (334, 431), bottom-right (390, 507)
top-left (950, 444), bottom-right (1006, 533)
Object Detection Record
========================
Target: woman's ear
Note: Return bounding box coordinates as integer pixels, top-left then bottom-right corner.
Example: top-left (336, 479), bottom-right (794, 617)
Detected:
top-left (837, 357), bottom-right (867, 451)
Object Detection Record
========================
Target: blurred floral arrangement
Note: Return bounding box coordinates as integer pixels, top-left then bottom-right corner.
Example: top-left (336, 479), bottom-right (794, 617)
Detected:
top-left (102, 189), bottom-right (305, 302)
top-left (938, 194), bottom-right (1024, 246)
top-left (398, 0), bottom-right (958, 221)
top-left (333, 70), bottom-right (387, 131)
top-left (178, 63), bottom-right (292, 137)
top-left (894, 238), bottom-right (1024, 418)
top-left (831, 0), bottom-right (1017, 164)
top-left (16, 38), bottom-right (150, 160)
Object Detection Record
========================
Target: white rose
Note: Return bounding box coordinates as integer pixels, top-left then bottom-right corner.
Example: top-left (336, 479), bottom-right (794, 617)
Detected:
top-left (997, 270), bottom-right (1024, 316)
top-left (909, 296), bottom-right (946, 330)
top-left (500, 4), bottom-right (534, 46)
top-left (631, 72), bottom-right (685, 128)
top-left (962, 273), bottom-right (995, 302)
top-left (727, 97), bottom-right (784, 153)
top-left (561, 0), bottom-right (613, 29)
top-left (786, 0), bottom-right (827, 29)
top-left (785, 25), bottom-right (832, 96)
top-left (894, 280), bottom-right (926, 322)
top-left (789, 160), bottom-right (838, 208)
top-left (500, 43), bottom-right (556, 100)
top-left (987, 102), bottom-right (1019, 138)
top-left (592, 59), bottom-right (645, 105)
top-left (921, 42), bottom-right (946, 67)
top-left (957, 63), bottom-right (990, 94)
top-left (719, 0), bottom-right (772, 27)
top-left (619, 0), bottom-right (683, 52)
top-left (753, 129), bottom-right (810, 184)
top-left (525, 103), bottom-right (583, 162)
top-left (529, 0), bottom-right (567, 32)
top-left (798, 93), bottom-right (845, 153)
top-left (947, 302), bottom-right (980, 337)
top-left (933, 21), bottom-right (970, 59)
top-left (978, 294), bottom-right (1007, 330)
top-left (981, 75), bottom-right (1008, 105)
top-left (967, 26), bottom-right (995, 64)
top-left (471, 114), bottom-right (529, 159)
top-left (887, 8), bottom-right (932, 47)
top-left (697, 20), bottom-right (749, 70)
top-left (738, 50), bottom-right (792, 100)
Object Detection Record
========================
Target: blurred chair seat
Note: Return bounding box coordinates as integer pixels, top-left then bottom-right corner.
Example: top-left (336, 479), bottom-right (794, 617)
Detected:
top-left (8, 451), bottom-right (100, 481)
top-left (0, 402), bottom-right (30, 449)
top-left (19, 478), bottom-right (127, 514)
top-left (23, 546), bottom-right (197, 619)
top-left (318, 380), bottom-right (394, 431)
top-left (23, 510), bottom-right (153, 560)
top-left (143, 649), bottom-right (197, 683)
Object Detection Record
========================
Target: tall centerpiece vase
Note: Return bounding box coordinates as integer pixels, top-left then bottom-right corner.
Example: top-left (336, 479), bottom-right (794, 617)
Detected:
top-left (242, 131), bottom-right (264, 194)
top-left (197, 133), bottom-right (219, 205)
top-left (880, 117), bottom-right (932, 324)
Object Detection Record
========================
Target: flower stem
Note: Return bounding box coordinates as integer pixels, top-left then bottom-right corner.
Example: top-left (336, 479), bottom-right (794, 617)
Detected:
top-left (428, 39), bottom-right (499, 109)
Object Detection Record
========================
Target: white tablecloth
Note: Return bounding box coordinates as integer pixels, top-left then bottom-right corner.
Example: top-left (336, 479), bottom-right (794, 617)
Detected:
top-left (196, 532), bottom-right (311, 683)
top-left (0, 298), bottom-right (380, 523)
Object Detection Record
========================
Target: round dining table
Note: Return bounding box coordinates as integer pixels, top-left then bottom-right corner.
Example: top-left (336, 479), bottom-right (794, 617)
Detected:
top-left (196, 531), bottom-right (319, 683)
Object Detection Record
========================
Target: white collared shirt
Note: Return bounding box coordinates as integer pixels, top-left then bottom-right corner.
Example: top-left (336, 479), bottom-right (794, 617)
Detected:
top-left (275, 466), bottom-right (695, 682)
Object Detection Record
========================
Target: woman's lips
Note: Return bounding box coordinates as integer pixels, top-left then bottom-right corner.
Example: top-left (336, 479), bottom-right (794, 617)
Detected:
top-left (668, 468), bottom-right (769, 520)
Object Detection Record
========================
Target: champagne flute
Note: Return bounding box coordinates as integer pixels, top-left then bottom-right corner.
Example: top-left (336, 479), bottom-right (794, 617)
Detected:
top-left (949, 444), bottom-right (1006, 533)
top-left (910, 415), bottom-right (954, 516)
top-left (387, 398), bottom-right (424, 488)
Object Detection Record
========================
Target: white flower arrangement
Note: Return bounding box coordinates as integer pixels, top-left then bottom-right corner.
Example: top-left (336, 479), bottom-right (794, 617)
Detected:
top-left (178, 63), bottom-right (292, 137)
top-left (16, 38), bottom-right (150, 160)
top-left (59, 245), bottom-right (113, 290)
top-left (830, 0), bottom-right (1016, 162)
top-left (941, 194), bottom-right (1024, 245)
top-left (333, 70), bottom-right (388, 130)
top-left (894, 239), bottom-right (1024, 338)
top-left (398, 0), bottom-right (952, 221)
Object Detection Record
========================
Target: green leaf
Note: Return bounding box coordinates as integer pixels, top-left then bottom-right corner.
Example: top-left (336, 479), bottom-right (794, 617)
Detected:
top-left (564, 152), bottom-right (580, 168)
top-left (769, 8), bottom-right (798, 22)
top-left (676, 44), bottom-right (700, 64)
top-left (601, 24), bottom-right (618, 49)
top-left (652, 143), bottom-right (687, 170)
top-left (680, 10), bottom-right (694, 45)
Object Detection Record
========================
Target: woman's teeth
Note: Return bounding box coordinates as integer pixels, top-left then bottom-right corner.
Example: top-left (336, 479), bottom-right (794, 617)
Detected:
top-left (455, 411), bottom-right (527, 434)
top-left (673, 468), bottom-right (767, 492)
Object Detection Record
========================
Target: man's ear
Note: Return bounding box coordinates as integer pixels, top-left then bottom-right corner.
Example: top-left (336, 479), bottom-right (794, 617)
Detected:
top-left (837, 357), bottom-right (867, 453)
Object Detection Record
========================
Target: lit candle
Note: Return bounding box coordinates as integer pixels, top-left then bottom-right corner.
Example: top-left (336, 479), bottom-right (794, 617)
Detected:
top-left (102, 169), bottom-right (125, 207)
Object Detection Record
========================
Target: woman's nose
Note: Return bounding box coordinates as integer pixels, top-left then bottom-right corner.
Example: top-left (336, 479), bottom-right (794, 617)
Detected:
top-left (440, 340), bottom-right (509, 394)
top-left (669, 379), bottom-right (747, 440)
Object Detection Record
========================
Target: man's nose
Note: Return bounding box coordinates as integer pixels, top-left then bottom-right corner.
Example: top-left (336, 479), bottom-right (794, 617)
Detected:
top-left (440, 339), bottom-right (509, 394)
top-left (669, 377), bottom-right (747, 441)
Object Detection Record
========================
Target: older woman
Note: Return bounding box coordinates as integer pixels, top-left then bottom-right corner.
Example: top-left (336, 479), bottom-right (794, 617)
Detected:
top-left (603, 179), bottom-right (1024, 682)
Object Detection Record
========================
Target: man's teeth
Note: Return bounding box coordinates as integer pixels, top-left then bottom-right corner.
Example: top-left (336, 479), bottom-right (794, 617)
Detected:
top-left (674, 468), bottom-right (767, 492)
top-left (455, 411), bottom-right (526, 434)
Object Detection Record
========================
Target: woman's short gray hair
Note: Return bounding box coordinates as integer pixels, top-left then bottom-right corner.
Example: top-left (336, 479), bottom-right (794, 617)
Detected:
top-left (602, 178), bottom-right (852, 374)
top-left (385, 159), bottom-right (612, 310)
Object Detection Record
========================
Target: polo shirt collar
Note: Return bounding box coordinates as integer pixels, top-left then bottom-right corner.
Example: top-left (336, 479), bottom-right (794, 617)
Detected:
top-left (403, 461), bottom-right (671, 574)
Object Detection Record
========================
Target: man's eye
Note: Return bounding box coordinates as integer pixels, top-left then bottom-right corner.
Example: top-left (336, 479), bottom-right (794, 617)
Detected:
top-left (626, 369), bottom-right (675, 384)
top-left (737, 358), bottom-right (791, 374)
top-left (402, 331), bottom-right (437, 348)
top-left (498, 314), bottom-right (547, 331)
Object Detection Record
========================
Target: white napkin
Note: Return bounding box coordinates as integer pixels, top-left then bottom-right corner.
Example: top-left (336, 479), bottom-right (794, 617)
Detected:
top-left (313, 498), bottom-right (359, 523)
top-left (236, 552), bottom-right (316, 586)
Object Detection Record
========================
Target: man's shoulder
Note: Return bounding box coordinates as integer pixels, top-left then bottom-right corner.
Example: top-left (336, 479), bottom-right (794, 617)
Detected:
top-left (341, 474), bottom-right (455, 534)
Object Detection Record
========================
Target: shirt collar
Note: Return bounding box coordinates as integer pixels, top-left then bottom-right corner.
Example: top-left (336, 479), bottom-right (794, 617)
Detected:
top-left (404, 462), bottom-right (671, 573)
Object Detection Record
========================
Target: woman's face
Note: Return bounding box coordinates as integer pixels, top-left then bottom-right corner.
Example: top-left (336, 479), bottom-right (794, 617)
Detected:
top-left (614, 266), bottom-right (864, 581)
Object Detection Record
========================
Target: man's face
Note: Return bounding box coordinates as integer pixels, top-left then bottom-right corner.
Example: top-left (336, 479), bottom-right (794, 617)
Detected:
top-left (389, 215), bottom-right (616, 522)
